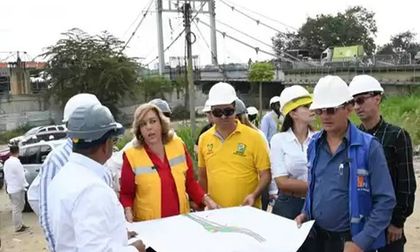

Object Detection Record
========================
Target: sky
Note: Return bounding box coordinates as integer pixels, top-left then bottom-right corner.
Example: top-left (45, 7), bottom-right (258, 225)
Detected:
top-left (1, 0), bottom-right (420, 68)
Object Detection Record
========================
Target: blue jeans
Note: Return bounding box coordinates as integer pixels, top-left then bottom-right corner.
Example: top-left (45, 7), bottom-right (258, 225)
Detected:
top-left (271, 193), bottom-right (305, 220)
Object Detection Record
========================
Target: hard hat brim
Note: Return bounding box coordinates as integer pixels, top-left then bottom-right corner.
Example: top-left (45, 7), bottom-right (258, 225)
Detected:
top-left (67, 122), bottom-right (124, 142)
top-left (281, 96), bottom-right (312, 115)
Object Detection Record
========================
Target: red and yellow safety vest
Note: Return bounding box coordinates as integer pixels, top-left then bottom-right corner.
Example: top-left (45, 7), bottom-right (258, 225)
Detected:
top-left (124, 137), bottom-right (190, 221)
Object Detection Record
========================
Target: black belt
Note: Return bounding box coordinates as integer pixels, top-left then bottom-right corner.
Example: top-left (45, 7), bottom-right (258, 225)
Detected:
top-left (313, 225), bottom-right (352, 241)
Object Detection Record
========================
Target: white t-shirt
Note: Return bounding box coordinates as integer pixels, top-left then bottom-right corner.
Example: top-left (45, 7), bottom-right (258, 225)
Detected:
top-left (270, 128), bottom-right (315, 181)
top-left (3, 156), bottom-right (29, 194)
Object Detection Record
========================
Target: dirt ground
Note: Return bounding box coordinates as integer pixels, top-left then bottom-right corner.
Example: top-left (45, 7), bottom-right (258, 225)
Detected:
top-left (1, 160), bottom-right (420, 252)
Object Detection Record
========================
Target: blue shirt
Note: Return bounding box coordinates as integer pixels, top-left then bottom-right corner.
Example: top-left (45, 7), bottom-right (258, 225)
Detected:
top-left (39, 138), bottom-right (73, 251)
top-left (260, 111), bottom-right (279, 143)
top-left (312, 134), bottom-right (350, 231)
top-left (307, 126), bottom-right (395, 249)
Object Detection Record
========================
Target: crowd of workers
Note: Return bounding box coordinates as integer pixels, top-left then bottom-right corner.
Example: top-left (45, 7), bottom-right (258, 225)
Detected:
top-left (2, 74), bottom-right (416, 252)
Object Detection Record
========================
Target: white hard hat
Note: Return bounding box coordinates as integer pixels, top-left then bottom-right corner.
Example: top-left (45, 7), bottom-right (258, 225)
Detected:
top-left (235, 99), bottom-right (247, 115)
top-left (348, 75), bottom-right (384, 96)
top-left (207, 82), bottom-right (238, 106)
top-left (279, 85), bottom-right (312, 115)
top-left (247, 106), bottom-right (258, 116)
top-left (67, 104), bottom-right (124, 142)
top-left (149, 98), bottom-right (172, 114)
top-left (310, 75), bottom-right (353, 110)
top-left (202, 100), bottom-right (211, 113)
top-left (269, 96), bottom-right (281, 105)
top-left (63, 93), bottom-right (101, 123)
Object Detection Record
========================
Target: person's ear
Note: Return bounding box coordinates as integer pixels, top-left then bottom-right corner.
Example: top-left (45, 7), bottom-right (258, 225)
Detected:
top-left (101, 139), bottom-right (110, 155)
top-left (374, 95), bottom-right (382, 105)
top-left (289, 110), bottom-right (297, 120)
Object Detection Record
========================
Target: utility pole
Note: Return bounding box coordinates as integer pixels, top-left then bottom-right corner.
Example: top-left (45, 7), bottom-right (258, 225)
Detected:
top-left (156, 0), bottom-right (165, 74)
top-left (182, 3), bottom-right (196, 134)
top-left (209, 0), bottom-right (218, 65)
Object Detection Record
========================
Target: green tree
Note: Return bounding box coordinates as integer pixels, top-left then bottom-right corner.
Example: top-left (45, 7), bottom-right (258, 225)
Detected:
top-left (42, 28), bottom-right (140, 115)
top-left (272, 6), bottom-right (377, 59)
top-left (377, 31), bottom-right (420, 59)
top-left (248, 62), bottom-right (275, 116)
top-left (139, 75), bottom-right (173, 101)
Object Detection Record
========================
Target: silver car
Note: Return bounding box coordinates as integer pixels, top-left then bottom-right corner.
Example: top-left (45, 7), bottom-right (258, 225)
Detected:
top-left (18, 139), bottom-right (67, 211)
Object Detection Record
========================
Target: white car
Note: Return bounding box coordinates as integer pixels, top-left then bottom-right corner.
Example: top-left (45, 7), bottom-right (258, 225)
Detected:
top-left (9, 124), bottom-right (67, 146)
top-left (19, 139), bottom-right (67, 211)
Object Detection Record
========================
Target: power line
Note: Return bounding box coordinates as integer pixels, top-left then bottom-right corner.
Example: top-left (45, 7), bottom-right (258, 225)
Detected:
top-left (217, 0), bottom-right (283, 34)
top-left (120, 0), bottom-right (154, 52)
top-left (197, 19), bottom-right (282, 60)
top-left (122, 0), bottom-right (152, 38)
top-left (219, 0), bottom-right (297, 31)
top-left (213, 18), bottom-right (273, 49)
top-left (193, 21), bottom-right (228, 79)
top-left (145, 1), bottom-right (207, 66)
top-left (193, 20), bottom-right (217, 64)
top-left (144, 28), bottom-right (185, 66)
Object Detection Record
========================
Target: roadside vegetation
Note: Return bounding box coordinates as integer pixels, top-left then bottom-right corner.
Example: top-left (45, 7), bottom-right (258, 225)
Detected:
top-left (1, 94), bottom-right (419, 155)
top-left (0, 124), bottom-right (32, 146)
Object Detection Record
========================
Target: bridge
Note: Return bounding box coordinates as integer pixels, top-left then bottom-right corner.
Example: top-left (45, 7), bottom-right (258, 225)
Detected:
top-left (155, 63), bottom-right (420, 95)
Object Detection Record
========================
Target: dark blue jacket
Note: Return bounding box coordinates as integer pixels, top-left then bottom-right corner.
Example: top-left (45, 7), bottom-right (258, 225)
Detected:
top-left (304, 122), bottom-right (396, 250)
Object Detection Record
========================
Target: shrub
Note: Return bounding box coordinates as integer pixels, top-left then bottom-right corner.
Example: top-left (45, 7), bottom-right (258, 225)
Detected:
top-left (0, 124), bottom-right (33, 145)
top-left (171, 105), bottom-right (190, 120)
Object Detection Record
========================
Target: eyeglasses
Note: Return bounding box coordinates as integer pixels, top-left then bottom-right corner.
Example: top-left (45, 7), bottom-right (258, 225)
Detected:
top-left (354, 93), bottom-right (376, 105)
top-left (314, 104), bottom-right (345, 115)
top-left (211, 107), bottom-right (235, 118)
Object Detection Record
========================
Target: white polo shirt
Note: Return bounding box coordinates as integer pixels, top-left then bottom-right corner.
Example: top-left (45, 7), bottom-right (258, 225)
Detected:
top-left (47, 152), bottom-right (136, 252)
top-left (270, 128), bottom-right (315, 181)
top-left (3, 156), bottom-right (28, 194)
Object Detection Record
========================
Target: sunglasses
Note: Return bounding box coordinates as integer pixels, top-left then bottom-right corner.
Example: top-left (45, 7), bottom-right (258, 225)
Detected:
top-left (354, 93), bottom-right (376, 105)
top-left (211, 107), bottom-right (235, 118)
top-left (314, 104), bottom-right (345, 115)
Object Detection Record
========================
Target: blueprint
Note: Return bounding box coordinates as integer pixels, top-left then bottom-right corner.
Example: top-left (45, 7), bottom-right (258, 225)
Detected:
top-left (127, 206), bottom-right (314, 252)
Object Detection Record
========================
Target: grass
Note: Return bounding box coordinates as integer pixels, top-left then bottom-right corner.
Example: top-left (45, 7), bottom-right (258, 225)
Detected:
top-left (378, 93), bottom-right (420, 145)
top-left (0, 124), bottom-right (33, 146)
top-left (1, 94), bottom-right (419, 151)
top-left (312, 93), bottom-right (420, 145)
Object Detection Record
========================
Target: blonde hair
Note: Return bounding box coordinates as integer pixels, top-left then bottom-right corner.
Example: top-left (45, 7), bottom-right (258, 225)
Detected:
top-left (237, 114), bottom-right (258, 130)
top-left (131, 103), bottom-right (174, 147)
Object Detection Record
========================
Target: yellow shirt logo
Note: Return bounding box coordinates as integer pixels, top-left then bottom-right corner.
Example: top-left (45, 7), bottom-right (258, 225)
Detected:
top-left (207, 143), bottom-right (214, 154)
top-left (233, 143), bottom-right (247, 156)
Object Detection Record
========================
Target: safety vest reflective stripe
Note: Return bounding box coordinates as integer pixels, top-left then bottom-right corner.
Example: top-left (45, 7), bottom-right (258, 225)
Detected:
top-left (169, 155), bottom-right (186, 167)
top-left (124, 136), bottom-right (190, 221)
top-left (134, 166), bottom-right (156, 175)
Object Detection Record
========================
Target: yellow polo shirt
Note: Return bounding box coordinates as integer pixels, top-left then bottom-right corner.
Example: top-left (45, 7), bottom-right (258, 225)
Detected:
top-left (198, 120), bottom-right (270, 208)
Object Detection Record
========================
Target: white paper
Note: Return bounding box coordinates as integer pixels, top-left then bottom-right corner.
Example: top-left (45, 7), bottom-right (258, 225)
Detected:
top-left (127, 206), bottom-right (314, 252)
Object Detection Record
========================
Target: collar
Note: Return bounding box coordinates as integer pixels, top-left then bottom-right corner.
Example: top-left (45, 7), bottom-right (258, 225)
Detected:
top-left (212, 120), bottom-right (243, 140)
top-left (68, 152), bottom-right (111, 185)
top-left (318, 121), bottom-right (353, 143)
top-left (285, 128), bottom-right (315, 143)
top-left (360, 116), bottom-right (385, 135)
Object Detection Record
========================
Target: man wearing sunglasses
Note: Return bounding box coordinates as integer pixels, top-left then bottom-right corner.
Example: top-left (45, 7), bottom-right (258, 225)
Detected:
top-left (349, 75), bottom-right (416, 252)
top-left (197, 82), bottom-right (271, 209)
top-left (295, 75), bottom-right (395, 252)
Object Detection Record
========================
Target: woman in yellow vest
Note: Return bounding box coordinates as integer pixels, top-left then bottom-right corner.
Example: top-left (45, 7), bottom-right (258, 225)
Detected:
top-left (120, 103), bottom-right (218, 222)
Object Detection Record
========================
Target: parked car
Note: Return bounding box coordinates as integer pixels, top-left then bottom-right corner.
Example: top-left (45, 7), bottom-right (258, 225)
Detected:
top-left (20, 130), bottom-right (67, 146)
top-left (18, 139), bottom-right (66, 211)
top-left (9, 124), bottom-right (67, 146)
